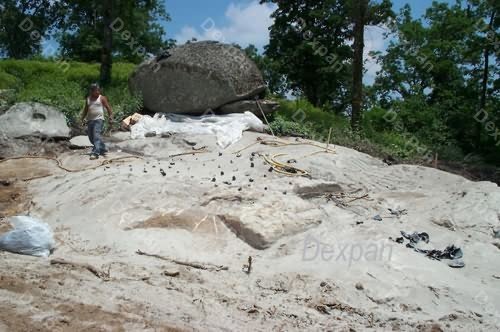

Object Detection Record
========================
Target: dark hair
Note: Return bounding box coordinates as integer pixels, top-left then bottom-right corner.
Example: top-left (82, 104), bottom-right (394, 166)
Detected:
top-left (89, 83), bottom-right (100, 91)
top-left (86, 83), bottom-right (100, 98)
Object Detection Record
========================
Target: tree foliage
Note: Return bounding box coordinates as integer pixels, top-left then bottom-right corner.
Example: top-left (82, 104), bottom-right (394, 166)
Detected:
top-left (372, 0), bottom-right (499, 160)
top-left (260, 0), bottom-right (393, 119)
top-left (0, 0), bottom-right (57, 58)
top-left (54, 0), bottom-right (174, 63)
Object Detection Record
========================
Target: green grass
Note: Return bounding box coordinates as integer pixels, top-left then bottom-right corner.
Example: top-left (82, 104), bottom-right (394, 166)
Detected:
top-left (0, 60), bottom-right (141, 127)
top-left (268, 98), bottom-right (433, 161)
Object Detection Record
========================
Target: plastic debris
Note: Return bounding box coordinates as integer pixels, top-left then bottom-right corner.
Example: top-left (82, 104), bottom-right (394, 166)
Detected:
top-left (0, 216), bottom-right (55, 257)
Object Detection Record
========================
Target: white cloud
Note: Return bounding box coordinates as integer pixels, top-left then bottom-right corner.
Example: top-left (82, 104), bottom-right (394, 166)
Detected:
top-left (175, 1), bottom-right (275, 49)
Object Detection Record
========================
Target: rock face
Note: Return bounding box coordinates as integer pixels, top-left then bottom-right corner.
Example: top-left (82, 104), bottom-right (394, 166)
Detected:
top-left (0, 102), bottom-right (70, 138)
top-left (129, 41), bottom-right (267, 115)
top-left (218, 100), bottom-right (280, 117)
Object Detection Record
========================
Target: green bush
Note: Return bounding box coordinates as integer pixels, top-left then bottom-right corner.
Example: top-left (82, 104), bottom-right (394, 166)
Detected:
top-left (0, 59), bottom-right (138, 126)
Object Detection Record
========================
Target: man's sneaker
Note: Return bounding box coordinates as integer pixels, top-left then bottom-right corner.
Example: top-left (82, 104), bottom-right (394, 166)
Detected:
top-left (89, 154), bottom-right (99, 160)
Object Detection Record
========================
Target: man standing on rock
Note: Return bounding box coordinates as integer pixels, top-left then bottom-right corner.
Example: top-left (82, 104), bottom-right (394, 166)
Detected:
top-left (80, 84), bottom-right (113, 160)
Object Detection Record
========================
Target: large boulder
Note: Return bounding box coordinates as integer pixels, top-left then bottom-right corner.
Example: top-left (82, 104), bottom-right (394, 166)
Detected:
top-left (218, 99), bottom-right (280, 117)
top-left (0, 102), bottom-right (70, 138)
top-left (129, 41), bottom-right (266, 115)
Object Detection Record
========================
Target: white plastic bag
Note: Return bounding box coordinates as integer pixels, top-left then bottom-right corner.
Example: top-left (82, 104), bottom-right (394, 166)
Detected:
top-left (0, 216), bottom-right (55, 257)
top-left (130, 111), bottom-right (265, 148)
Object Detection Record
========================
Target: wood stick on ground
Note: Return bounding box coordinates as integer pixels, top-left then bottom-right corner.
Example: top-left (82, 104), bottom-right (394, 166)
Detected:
top-left (168, 149), bottom-right (208, 158)
top-left (255, 98), bottom-right (275, 137)
top-left (346, 194), bottom-right (369, 203)
top-left (242, 256), bottom-right (252, 274)
top-left (136, 250), bottom-right (228, 272)
top-left (50, 258), bottom-right (110, 281)
top-left (326, 127), bottom-right (333, 152)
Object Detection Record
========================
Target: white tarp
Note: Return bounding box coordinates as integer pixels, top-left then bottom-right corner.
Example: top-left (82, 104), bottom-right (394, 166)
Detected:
top-left (130, 111), bottom-right (265, 148)
top-left (0, 216), bottom-right (55, 257)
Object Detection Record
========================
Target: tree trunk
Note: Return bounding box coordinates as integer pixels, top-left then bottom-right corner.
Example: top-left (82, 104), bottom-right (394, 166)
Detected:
top-left (477, 10), bottom-right (496, 146)
top-left (351, 0), bottom-right (368, 131)
top-left (100, 0), bottom-right (113, 85)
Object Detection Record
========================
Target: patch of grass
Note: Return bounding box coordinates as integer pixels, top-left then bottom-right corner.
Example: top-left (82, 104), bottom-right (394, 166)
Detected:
top-left (0, 60), bottom-right (140, 127)
top-left (269, 98), bottom-right (437, 162)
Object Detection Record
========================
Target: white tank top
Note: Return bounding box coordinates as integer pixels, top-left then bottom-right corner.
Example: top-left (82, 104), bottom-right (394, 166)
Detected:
top-left (87, 95), bottom-right (105, 121)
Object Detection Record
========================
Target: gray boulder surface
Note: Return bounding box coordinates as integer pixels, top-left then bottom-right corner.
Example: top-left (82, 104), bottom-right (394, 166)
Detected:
top-left (218, 99), bottom-right (280, 116)
top-left (0, 102), bottom-right (70, 138)
top-left (129, 41), bottom-right (266, 115)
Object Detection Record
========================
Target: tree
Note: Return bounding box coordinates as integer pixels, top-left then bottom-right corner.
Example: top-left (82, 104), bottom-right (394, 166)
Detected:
top-left (54, 0), bottom-right (174, 84)
top-left (100, 0), bottom-right (113, 85)
top-left (466, 0), bottom-right (499, 145)
top-left (350, 0), bottom-right (368, 131)
top-left (0, 0), bottom-right (56, 58)
top-left (260, 0), bottom-right (353, 112)
top-left (244, 44), bottom-right (287, 97)
top-left (371, 1), bottom-right (499, 159)
top-left (349, 0), bottom-right (393, 130)
top-left (260, 0), bottom-right (393, 122)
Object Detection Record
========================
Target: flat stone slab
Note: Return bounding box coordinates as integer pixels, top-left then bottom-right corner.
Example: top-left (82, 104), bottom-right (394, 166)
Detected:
top-left (69, 135), bottom-right (92, 148)
top-left (0, 102), bottom-right (70, 138)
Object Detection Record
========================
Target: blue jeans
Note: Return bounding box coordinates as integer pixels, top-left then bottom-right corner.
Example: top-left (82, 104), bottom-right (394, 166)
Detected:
top-left (87, 120), bottom-right (107, 155)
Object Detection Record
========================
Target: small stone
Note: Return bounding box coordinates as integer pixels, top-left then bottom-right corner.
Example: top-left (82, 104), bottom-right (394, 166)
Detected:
top-left (219, 152), bottom-right (223, 156)
top-left (221, 171), bottom-right (225, 176)
top-left (268, 167), bottom-right (273, 172)
top-left (232, 176), bottom-right (236, 181)
top-left (249, 178), bottom-right (254, 182)
top-left (283, 191), bottom-right (287, 195)
top-left (160, 169), bottom-right (166, 176)
top-left (264, 187), bottom-right (268, 190)
top-left (170, 162), bottom-right (175, 165)
top-left (211, 178), bottom-right (216, 182)
top-left (250, 162), bottom-right (254, 168)
top-left (238, 187), bottom-right (242, 191)
top-left (355, 282), bottom-right (364, 290)
top-left (236, 153), bottom-right (242, 158)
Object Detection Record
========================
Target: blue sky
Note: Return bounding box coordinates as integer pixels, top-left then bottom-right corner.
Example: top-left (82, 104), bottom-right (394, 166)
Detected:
top-left (163, 0), bottom-right (455, 48)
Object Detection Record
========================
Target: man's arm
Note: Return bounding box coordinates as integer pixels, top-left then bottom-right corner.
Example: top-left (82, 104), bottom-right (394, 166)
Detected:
top-left (80, 100), bottom-right (89, 123)
top-left (101, 96), bottom-right (113, 126)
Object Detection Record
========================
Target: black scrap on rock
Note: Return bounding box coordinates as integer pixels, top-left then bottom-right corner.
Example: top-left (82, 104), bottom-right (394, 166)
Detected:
top-left (393, 231), bottom-right (465, 268)
top-left (401, 231), bottom-right (429, 244)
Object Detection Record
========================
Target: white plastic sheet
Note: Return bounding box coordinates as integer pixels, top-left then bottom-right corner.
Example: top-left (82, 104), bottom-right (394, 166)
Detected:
top-left (130, 111), bottom-right (265, 148)
top-left (0, 216), bottom-right (55, 257)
